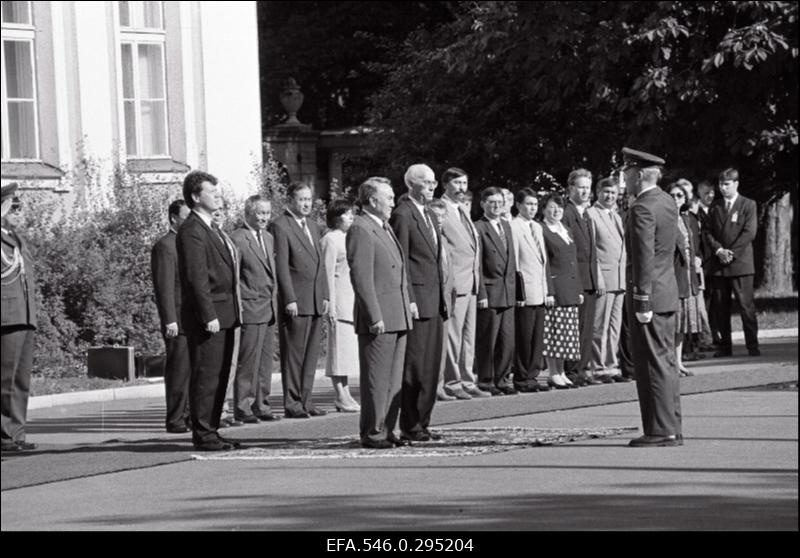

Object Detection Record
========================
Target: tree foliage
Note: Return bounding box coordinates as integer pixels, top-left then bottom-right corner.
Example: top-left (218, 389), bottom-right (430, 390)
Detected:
top-left (257, 1), bottom-right (455, 131)
top-left (366, 1), bottom-right (798, 199)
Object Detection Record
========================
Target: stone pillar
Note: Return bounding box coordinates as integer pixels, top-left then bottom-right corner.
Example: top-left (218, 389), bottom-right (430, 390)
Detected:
top-left (264, 79), bottom-right (320, 189)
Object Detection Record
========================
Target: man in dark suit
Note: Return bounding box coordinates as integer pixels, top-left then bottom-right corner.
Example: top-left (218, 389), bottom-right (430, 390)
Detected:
top-left (1, 183), bottom-right (38, 453)
top-left (347, 177), bottom-right (414, 449)
top-left (151, 199), bottom-right (192, 434)
top-left (563, 169), bottom-right (602, 386)
top-left (704, 168), bottom-right (760, 357)
top-left (269, 183), bottom-right (329, 418)
top-left (229, 195), bottom-right (280, 423)
top-left (622, 147), bottom-right (682, 447)
top-left (473, 187), bottom-right (517, 396)
top-left (391, 164), bottom-right (447, 443)
top-left (176, 170), bottom-right (242, 451)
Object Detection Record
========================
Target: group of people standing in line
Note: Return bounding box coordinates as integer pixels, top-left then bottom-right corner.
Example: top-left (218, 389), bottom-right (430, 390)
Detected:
top-left (0, 144), bottom-right (760, 453)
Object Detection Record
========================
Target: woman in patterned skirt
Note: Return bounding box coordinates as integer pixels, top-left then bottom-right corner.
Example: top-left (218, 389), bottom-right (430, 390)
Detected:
top-left (320, 199), bottom-right (361, 412)
top-left (669, 184), bottom-right (701, 377)
top-left (540, 193), bottom-right (584, 389)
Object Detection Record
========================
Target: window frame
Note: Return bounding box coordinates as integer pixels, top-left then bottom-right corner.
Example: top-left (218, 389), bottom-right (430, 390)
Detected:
top-left (1, 1), bottom-right (41, 162)
top-left (115, 0), bottom-right (171, 160)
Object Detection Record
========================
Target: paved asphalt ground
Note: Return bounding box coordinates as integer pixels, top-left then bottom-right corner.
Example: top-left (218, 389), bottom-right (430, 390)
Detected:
top-left (1, 337), bottom-right (797, 533)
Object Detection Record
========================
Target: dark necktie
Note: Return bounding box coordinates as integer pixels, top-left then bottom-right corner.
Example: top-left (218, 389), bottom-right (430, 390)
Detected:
top-left (425, 210), bottom-right (438, 249)
top-left (496, 221), bottom-right (507, 249)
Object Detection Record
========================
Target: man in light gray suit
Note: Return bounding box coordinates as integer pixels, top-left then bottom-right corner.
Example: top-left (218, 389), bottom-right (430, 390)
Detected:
top-left (510, 187), bottom-right (553, 392)
top-left (438, 168), bottom-right (489, 399)
top-left (587, 177), bottom-right (627, 382)
top-left (347, 177), bottom-right (415, 449)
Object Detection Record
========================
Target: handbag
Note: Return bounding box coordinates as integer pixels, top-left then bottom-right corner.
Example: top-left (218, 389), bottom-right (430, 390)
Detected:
top-left (515, 271), bottom-right (526, 302)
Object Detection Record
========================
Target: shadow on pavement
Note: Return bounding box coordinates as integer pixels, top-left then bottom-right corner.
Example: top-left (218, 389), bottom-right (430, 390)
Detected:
top-left (66, 491), bottom-right (798, 531)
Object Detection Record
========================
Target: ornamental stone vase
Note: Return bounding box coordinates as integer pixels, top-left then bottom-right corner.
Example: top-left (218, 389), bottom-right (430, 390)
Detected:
top-left (280, 78), bottom-right (304, 126)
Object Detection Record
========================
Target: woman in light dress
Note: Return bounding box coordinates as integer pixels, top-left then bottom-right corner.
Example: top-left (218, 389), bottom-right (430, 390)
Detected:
top-left (320, 199), bottom-right (360, 412)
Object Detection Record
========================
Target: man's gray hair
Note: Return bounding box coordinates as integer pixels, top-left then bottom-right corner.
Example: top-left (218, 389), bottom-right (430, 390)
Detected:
top-left (244, 194), bottom-right (269, 216)
top-left (358, 176), bottom-right (391, 207)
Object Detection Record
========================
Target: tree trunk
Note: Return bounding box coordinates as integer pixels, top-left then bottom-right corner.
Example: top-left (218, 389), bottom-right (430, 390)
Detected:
top-left (760, 192), bottom-right (794, 294)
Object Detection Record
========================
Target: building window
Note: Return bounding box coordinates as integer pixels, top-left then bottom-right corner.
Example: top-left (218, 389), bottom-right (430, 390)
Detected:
top-left (117, 1), bottom-right (168, 158)
top-left (1, 1), bottom-right (39, 160)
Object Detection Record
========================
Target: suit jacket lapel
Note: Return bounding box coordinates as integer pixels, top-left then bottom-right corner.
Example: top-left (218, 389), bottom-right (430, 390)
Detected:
top-left (458, 206), bottom-right (478, 250)
top-left (246, 230), bottom-right (273, 277)
top-left (195, 213), bottom-right (232, 267)
top-left (407, 200), bottom-right (437, 256)
top-left (483, 217), bottom-right (507, 262)
top-left (285, 211), bottom-right (318, 259)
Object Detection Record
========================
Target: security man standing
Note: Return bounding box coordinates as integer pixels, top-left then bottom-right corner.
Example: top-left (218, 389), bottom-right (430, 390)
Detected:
top-left (1, 183), bottom-right (38, 453)
top-left (621, 148), bottom-right (683, 448)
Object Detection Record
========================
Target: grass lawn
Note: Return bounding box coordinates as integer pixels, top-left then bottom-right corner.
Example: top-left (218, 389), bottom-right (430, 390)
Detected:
top-left (30, 375), bottom-right (161, 397)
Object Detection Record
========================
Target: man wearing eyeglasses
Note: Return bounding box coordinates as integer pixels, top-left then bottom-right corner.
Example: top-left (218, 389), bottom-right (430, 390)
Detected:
top-left (390, 164), bottom-right (447, 443)
top-left (1, 183), bottom-right (38, 453)
top-left (621, 148), bottom-right (682, 448)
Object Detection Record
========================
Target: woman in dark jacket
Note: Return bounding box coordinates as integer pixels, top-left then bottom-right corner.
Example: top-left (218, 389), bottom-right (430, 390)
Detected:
top-left (669, 184), bottom-right (701, 376)
top-left (540, 193), bottom-right (584, 388)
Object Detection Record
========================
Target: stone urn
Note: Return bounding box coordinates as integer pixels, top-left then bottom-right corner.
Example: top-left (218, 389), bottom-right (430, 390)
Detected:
top-left (279, 78), bottom-right (304, 126)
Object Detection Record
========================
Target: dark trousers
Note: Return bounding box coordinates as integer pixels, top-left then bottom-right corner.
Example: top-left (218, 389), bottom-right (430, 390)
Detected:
top-left (514, 305), bottom-right (545, 386)
top-left (618, 297), bottom-right (635, 378)
top-left (187, 328), bottom-right (236, 445)
top-left (628, 306), bottom-right (682, 437)
top-left (400, 316), bottom-right (443, 436)
top-left (234, 322), bottom-right (274, 418)
top-left (705, 272), bottom-right (722, 345)
top-left (711, 275), bottom-right (759, 351)
top-left (163, 333), bottom-right (191, 430)
top-left (359, 331), bottom-right (406, 443)
top-left (474, 306), bottom-right (515, 387)
top-left (1, 326), bottom-right (34, 443)
top-left (278, 314), bottom-right (322, 415)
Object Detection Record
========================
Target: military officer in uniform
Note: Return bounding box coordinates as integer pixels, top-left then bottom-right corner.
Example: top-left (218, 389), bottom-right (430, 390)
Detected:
top-left (1, 183), bottom-right (38, 452)
top-left (622, 148), bottom-right (683, 447)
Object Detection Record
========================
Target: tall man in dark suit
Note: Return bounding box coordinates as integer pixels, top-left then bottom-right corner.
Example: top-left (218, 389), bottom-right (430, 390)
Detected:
top-left (1, 183), bottom-right (38, 453)
top-left (704, 168), bottom-right (760, 357)
top-left (391, 164), bottom-right (447, 443)
top-left (269, 183), bottom-right (329, 418)
top-left (347, 177), bottom-right (414, 449)
top-left (563, 169), bottom-right (602, 385)
top-left (176, 170), bottom-right (242, 451)
top-left (622, 147), bottom-right (682, 447)
top-left (151, 199), bottom-right (192, 434)
top-left (473, 187), bottom-right (517, 396)
top-left (230, 195), bottom-right (280, 423)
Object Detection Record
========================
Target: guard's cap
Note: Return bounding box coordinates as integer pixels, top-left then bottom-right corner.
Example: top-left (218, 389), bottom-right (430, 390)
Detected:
top-left (1, 182), bottom-right (19, 203)
top-left (622, 147), bottom-right (665, 167)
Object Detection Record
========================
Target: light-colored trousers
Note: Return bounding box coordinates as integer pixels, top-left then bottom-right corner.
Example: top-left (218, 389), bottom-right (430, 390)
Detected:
top-left (592, 290), bottom-right (624, 374)
top-left (442, 294), bottom-right (478, 388)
